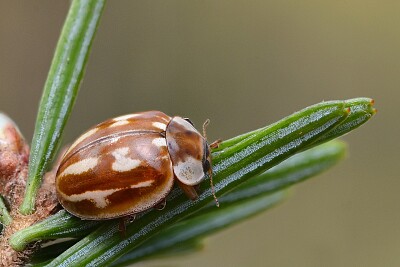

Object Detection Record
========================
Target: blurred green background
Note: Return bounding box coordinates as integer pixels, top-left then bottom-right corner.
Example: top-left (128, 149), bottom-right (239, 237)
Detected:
top-left (0, 1), bottom-right (397, 266)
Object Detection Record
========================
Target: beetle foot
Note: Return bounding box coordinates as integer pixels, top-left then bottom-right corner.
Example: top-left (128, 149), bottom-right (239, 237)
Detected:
top-left (154, 199), bottom-right (167, 210)
top-left (210, 139), bottom-right (222, 149)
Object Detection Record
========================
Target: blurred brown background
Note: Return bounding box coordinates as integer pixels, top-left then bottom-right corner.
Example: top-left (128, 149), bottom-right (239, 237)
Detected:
top-left (0, 1), bottom-right (397, 266)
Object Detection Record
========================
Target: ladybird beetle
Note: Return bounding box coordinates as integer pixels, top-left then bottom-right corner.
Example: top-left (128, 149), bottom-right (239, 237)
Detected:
top-left (56, 111), bottom-right (217, 220)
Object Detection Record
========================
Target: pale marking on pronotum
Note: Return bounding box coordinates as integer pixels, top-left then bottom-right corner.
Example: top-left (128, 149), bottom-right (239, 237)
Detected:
top-left (173, 117), bottom-right (196, 132)
top-left (111, 147), bottom-right (141, 172)
top-left (174, 156), bottom-right (205, 186)
top-left (60, 157), bottom-right (99, 177)
top-left (113, 114), bottom-right (140, 121)
top-left (66, 127), bottom-right (99, 154)
top-left (61, 180), bottom-right (154, 208)
top-left (109, 120), bottom-right (129, 128)
top-left (152, 137), bottom-right (167, 147)
top-left (152, 121), bottom-right (167, 131)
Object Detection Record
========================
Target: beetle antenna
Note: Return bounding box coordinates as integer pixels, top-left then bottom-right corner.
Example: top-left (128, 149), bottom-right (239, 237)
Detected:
top-left (202, 119), bottom-right (210, 139)
top-left (203, 119), bottom-right (219, 207)
top-left (208, 166), bottom-right (219, 207)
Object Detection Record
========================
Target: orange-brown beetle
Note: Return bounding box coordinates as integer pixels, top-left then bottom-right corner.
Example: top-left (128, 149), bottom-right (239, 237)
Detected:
top-left (56, 111), bottom-right (215, 220)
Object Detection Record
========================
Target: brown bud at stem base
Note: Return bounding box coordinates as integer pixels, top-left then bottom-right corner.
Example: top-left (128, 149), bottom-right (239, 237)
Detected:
top-left (0, 113), bottom-right (60, 266)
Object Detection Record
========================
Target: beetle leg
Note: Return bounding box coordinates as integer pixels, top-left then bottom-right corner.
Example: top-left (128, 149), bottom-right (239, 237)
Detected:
top-left (128, 214), bottom-right (136, 223)
top-left (177, 180), bottom-right (199, 200)
top-left (194, 184), bottom-right (201, 192)
top-left (154, 198), bottom-right (167, 210)
top-left (119, 217), bottom-right (127, 237)
top-left (118, 214), bottom-right (137, 237)
top-left (210, 139), bottom-right (222, 149)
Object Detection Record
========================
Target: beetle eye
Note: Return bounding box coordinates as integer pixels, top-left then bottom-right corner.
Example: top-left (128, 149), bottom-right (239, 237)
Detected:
top-left (183, 118), bottom-right (195, 127)
top-left (203, 159), bottom-right (211, 173)
top-left (205, 143), bottom-right (210, 158)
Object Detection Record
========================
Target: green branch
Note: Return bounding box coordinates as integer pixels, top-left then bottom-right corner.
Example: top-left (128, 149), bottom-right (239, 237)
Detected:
top-left (10, 98), bottom-right (375, 266)
top-left (11, 140), bottom-right (345, 252)
top-left (42, 100), bottom-right (362, 267)
top-left (20, 0), bottom-right (106, 215)
top-left (110, 140), bottom-right (347, 267)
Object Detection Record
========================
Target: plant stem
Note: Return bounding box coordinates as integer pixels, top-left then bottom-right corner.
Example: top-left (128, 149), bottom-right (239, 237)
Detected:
top-left (112, 191), bottom-right (287, 267)
top-left (10, 140), bottom-right (345, 251)
top-left (45, 101), bottom-right (350, 266)
top-left (20, 0), bottom-right (106, 215)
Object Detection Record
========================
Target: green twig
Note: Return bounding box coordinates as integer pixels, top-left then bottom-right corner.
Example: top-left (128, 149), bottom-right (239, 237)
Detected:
top-left (111, 140), bottom-right (346, 266)
top-left (11, 140), bottom-right (345, 251)
top-left (44, 100), bottom-right (351, 266)
top-left (20, 0), bottom-right (106, 215)
top-left (10, 98), bottom-right (375, 267)
top-left (213, 97), bottom-right (375, 153)
top-left (9, 210), bottom-right (100, 251)
top-left (112, 191), bottom-right (287, 267)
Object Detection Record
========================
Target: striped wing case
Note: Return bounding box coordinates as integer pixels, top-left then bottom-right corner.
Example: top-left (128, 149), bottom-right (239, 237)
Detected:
top-left (56, 111), bottom-right (174, 219)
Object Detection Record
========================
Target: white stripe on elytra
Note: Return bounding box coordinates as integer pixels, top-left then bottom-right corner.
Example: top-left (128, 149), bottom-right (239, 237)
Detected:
top-left (60, 157), bottom-right (99, 177)
top-left (159, 116), bottom-right (170, 122)
top-left (152, 137), bottom-right (167, 147)
top-left (152, 121), bottom-right (167, 130)
top-left (65, 127), bottom-right (99, 154)
top-left (113, 114), bottom-right (140, 121)
top-left (111, 147), bottom-right (141, 172)
top-left (61, 180), bottom-right (154, 208)
top-left (109, 120), bottom-right (129, 127)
